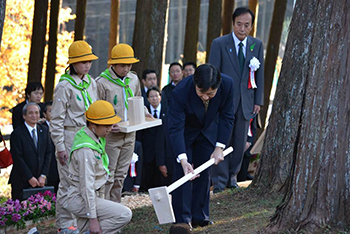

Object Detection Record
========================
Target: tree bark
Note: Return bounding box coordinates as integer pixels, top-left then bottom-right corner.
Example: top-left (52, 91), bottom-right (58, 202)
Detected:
top-left (205, 0), bottom-right (222, 63)
top-left (222, 0), bottom-right (234, 35)
top-left (108, 0), bottom-right (120, 60)
top-left (44, 0), bottom-right (61, 102)
top-left (248, 0), bottom-right (258, 37)
top-left (74, 0), bottom-right (87, 40)
top-left (254, 0), bottom-right (350, 232)
top-left (132, 0), bottom-right (169, 85)
top-left (0, 0), bottom-right (6, 48)
top-left (259, 0), bottom-right (288, 130)
top-left (27, 0), bottom-right (49, 83)
top-left (183, 0), bottom-right (201, 64)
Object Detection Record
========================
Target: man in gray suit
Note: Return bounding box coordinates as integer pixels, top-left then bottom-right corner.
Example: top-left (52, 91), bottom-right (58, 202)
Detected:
top-left (209, 7), bottom-right (264, 192)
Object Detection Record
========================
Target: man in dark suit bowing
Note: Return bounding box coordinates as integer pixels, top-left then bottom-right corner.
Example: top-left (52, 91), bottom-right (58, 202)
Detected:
top-left (9, 102), bottom-right (52, 201)
top-left (168, 64), bottom-right (234, 228)
top-left (209, 7), bottom-right (264, 191)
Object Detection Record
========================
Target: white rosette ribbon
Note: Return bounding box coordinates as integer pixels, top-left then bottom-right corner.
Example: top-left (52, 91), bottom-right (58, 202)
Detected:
top-left (129, 152), bottom-right (139, 177)
top-left (248, 57), bottom-right (260, 89)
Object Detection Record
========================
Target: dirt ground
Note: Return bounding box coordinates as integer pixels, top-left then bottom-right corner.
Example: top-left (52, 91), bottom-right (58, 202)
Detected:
top-left (34, 183), bottom-right (282, 234)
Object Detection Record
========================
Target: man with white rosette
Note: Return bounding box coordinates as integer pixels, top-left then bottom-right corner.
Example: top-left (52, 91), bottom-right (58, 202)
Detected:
top-left (209, 7), bottom-right (264, 192)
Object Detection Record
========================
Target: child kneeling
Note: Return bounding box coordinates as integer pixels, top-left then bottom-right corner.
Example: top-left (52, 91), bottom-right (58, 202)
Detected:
top-left (65, 100), bottom-right (132, 233)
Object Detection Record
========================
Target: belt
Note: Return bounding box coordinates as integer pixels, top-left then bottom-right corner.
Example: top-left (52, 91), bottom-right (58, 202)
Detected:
top-left (64, 126), bottom-right (83, 131)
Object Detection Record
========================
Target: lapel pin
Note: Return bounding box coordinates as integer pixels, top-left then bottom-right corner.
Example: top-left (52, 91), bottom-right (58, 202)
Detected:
top-left (229, 48), bottom-right (232, 53)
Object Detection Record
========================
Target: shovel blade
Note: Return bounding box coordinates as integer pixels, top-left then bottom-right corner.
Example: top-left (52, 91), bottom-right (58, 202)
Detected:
top-left (148, 186), bottom-right (175, 224)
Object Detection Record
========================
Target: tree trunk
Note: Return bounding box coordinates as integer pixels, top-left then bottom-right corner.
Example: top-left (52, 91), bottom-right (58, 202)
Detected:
top-left (27, 0), bottom-right (49, 83)
top-left (259, 0), bottom-right (288, 131)
top-left (248, 0), bottom-right (258, 37)
top-left (108, 0), bottom-right (120, 60)
top-left (0, 0), bottom-right (6, 48)
top-left (183, 0), bottom-right (201, 64)
top-left (205, 0), bottom-right (222, 63)
top-left (44, 0), bottom-right (61, 102)
top-left (132, 0), bottom-right (169, 85)
top-left (222, 0), bottom-right (234, 35)
top-left (74, 0), bottom-right (87, 40)
top-left (254, 0), bottom-right (350, 232)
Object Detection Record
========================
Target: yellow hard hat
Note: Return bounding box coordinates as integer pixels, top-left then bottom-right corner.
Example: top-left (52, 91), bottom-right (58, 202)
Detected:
top-left (68, 40), bottom-right (98, 64)
top-left (85, 100), bottom-right (121, 125)
top-left (108, 43), bottom-right (140, 65)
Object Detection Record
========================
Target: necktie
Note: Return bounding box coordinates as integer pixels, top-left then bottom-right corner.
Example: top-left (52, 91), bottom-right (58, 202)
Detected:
top-left (32, 129), bottom-right (37, 148)
top-left (153, 109), bottom-right (158, 119)
top-left (238, 42), bottom-right (245, 75)
top-left (203, 100), bottom-right (209, 112)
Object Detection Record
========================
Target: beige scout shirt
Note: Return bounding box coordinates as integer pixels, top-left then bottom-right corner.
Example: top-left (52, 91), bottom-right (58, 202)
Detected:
top-left (50, 74), bottom-right (98, 152)
top-left (68, 127), bottom-right (107, 219)
top-left (96, 67), bottom-right (148, 122)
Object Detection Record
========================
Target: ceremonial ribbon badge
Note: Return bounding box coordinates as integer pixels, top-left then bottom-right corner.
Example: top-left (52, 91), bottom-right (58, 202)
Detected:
top-left (248, 57), bottom-right (260, 89)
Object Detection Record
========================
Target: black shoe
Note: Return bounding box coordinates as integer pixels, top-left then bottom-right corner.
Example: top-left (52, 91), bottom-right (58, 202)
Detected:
top-left (246, 174), bottom-right (254, 180)
top-left (170, 223), bottom-right (192, 232)
top-left (213, 188), bottom-right (223, 194)
top-left (229, 181), bottom-right (239, 189)
top-left (192, 220), bottom-right (214, 228)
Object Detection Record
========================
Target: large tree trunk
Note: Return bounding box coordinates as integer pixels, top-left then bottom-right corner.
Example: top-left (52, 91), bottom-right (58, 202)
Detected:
top-left (248, 0), bottom-right (258, 37)
top-left (259, 0), bottom-right (288, 130)
top-left (44, 0), bottom-right (61, 102)
top-left (108, 0), bottom-right (120, 59)
top-left (0, 0), bottom-right (6, 48)
top-left (27, 0), bottom-right (49, 83)
top-left (222, 0), bottom-right (234, 35)
top-left (183, 0), bottom-right (201, 64)
top-left (254, 0), bottom-right (350, 232)
top-left (132, 0), bottom-right (169, 84)
top-left (74, 0), bottom-right (87, 40)
top-left (205, 0), bottom-right (222, 63)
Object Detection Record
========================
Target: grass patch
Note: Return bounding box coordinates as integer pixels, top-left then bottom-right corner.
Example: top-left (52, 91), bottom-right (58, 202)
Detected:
top-left (122, 187), bottom-right (282, 233)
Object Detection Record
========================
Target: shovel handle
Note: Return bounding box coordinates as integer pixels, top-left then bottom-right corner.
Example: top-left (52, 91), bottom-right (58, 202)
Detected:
top-left (167, 146), bottom-right (233, 193)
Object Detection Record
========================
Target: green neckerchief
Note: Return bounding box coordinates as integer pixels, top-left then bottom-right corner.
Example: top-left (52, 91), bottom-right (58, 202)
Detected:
top-left (100, 69), bottom-right (134, 109)
top-left (59, 73), bottom-right (93, 110)
top-left (70, 127), bottom-right (110, 175)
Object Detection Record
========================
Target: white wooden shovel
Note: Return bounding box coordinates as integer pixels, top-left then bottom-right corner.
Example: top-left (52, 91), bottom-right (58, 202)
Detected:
top-left (148, 146), bottom-right (233, 224)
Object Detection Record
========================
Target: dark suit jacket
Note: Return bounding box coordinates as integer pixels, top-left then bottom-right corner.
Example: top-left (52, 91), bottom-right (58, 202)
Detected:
top-left (161, 83), bottom-right (175, 107)
top-left (209, 34), bottom-right (264, 120)
top-left (9, 123), bottom-right (52, 190)
top-left (137, 104), bottom-right (172, 171)
top-left (167, 74), bottom-right (234, 159)
top-left (42, 122), bottom-right (59, 182)
top-left (12, 101), bottom-right (45, 129)
top-left (141, 88), bottom-right (150, 107)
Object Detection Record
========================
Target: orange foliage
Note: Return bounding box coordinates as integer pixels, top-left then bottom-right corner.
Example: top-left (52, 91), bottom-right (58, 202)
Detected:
top-left (0, 0), bottom-right (75, 128)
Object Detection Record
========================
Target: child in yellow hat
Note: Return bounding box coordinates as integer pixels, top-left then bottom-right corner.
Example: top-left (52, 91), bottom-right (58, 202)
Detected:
top-left (95, 43), bottom-right (151, 202)
top-left (50, 40), bottom-right (98, 234)
top-left (65, 100), bottom-right (132, 234)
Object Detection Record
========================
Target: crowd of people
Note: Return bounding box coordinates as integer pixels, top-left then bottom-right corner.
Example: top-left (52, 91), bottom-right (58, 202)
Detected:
top-left (6, 7), bottom-right (263, 233)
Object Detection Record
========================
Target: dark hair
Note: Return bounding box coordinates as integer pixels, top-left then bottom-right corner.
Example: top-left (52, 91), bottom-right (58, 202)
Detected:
top-left (146, 86), bottom-right (161, 98)
top-left (65, 64), bottom-right (78, 75)
top-left (22, 102), bottom-right (41, 115)
top-left (183, 62), bottom-right (196, 70)
top-left (142, 69), bottom-right (156, 80)
top-left (169, 62), bottom-right (183, 71)
top-left (25, 82), bottom-right (44, 99)
top-left (232, 7), bottom-right (255, 25)
top-left (193, 64), bottom-right (221, 92)
top-left (43, 100), bottom-right (53, 113)
top-left (169, 223), bottom-right (191, 234)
